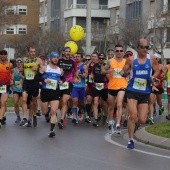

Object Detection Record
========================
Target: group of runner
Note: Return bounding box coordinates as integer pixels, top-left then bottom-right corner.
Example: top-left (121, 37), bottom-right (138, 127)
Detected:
top-left (0, 38), bottom-right (170, 149)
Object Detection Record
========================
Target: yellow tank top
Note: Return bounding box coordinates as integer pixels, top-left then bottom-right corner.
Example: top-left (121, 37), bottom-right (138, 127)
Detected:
top-left (108, 58), bottom-right (127, 90)
top-left (24, 57), bottom-right (38, 80)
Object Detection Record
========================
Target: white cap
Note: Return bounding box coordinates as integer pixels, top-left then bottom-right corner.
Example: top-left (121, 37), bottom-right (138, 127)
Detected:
top-left (153, 53), bottom-right (161, 58)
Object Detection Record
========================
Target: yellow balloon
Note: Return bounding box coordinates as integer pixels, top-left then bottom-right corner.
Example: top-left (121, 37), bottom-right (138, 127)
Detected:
top-left (65, 41), bottom-right (78, 55)
top-left (69, 25), bottom-right (84, 41)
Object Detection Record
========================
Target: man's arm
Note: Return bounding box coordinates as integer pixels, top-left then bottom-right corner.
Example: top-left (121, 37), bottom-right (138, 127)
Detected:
top-left (101, 59), bottom-right (113, 75)
top-left (151, 56), bottom-right (160, 78)
top-left (119, 57), bottom-right (132, 76)
top-left (10, 63), bottom-right (14, 85)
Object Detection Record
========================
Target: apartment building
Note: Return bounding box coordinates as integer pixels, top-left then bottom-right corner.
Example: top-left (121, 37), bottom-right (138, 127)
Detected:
top-left (108, 0), bottom-right (170, 61)
top-left (0, 0), bottom-right (39, 59)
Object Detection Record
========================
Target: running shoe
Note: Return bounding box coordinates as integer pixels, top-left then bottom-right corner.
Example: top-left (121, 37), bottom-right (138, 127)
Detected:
top-left (33, 115), bottom-right (37, 127)
top-left (166, 115), bottom-right (170, 120)
top-left (1, 116), bottom-right (6, 125)
top-left (115, 126), bottom-right (122, 135)
top-left (27, 121), bottom-right (32, 127)
top-left (58, 120), bottom-right (63, 129)
top-left (20, 119), bottom-right (28, 127)
top-left (127, 140), bottom-right (135, 149)
top-left (78, 114), bottom-right (83, 121)
top-left (159, 106), bottom-right (166, 115)
top-left (69, 113), bottom-right (74, 119)
top-left (92, 120), bottom-right (99, 127)
top-left (148, 117), bottom-right (154, 125)
top-left (84, 117), bottom-right (91, 123)
top-left (72, 118), bottom-right (78, 125)
top-left (36, 110), bottom-right (42, 116)
top-left (108, 124), bottom-right (113, 134)
top-left (123, 120), bottom-right (128, 127)
top-left (15, 117), bottom-right (21, 123)
top-left (48, 130), bottom-right (55, 137)
top-left (102, 116), bottom-right (107, 126)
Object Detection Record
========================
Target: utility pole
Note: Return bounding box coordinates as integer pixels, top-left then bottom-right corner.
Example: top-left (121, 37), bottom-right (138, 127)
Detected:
top-left (86, 0), bottom-right (91, 54)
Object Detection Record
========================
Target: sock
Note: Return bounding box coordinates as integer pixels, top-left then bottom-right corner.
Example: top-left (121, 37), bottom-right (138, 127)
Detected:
top-left (116, 124), bottom-right (120, 128)
top-left (108, 120), bottom-right (113, 125)
top-left (72, 108), bottom-right (78, 119)
top-left (129, 138), bottom-right (134, 142)
top-left (86, 104), bottom-right (91, 116)
top-left (50, 123), bottom-right (55, 131)
top-left (23, 118), bottom-right (27, 121)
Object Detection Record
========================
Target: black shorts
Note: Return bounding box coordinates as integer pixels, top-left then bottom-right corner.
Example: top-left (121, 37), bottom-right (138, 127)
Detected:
top-left (59, 82), bottom-right (73, 97)
top-left (13, 91), bottom-right (22, 97)
top-left (23, 80), bottom-right (39, 98)
top-left (151, 87), bottom-right (164, 95)
top-left (41, 88), bottom-right (60, 102)
top-left (108, 88), bottom-right (126, 97)
top-left (126, 90), bottom-right (150, 104)
top-left (92, 87), bottom-right (108, 101)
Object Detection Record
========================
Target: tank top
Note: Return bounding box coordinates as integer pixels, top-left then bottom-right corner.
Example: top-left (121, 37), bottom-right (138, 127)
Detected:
top-left (24, 57), bottom-right (39, 81)
top-left (127, 54), bottom-right (152, 94)
top-left (0, 62), bottom-right (10, 85)
top-left (13, 68), bottom-right (23, 92)
top-left (73, 63), bottom-right (86, 88)
top-left (166, 64), bottom-right (170, 88)
top-left (42, 65), bottom-right (61, 90)
top-left (108, 58), bottom-right (127, 90)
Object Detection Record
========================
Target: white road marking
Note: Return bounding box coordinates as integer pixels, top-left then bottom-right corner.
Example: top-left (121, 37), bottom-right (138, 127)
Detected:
top-left (105, 133), bottom-right (170, 159)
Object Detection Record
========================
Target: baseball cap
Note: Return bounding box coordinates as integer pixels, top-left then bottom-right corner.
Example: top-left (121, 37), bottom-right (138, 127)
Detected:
top-left (39, 56), bottom-right (46, 61)
top-left (49, 52), bottom-right (59, 60)
top-left (153, 53), bottom-right (160, 58)
top-left (125, 51), bottom-right (133, 56)
top-left (63, 46), bottom-right (71, 51)
top-left (16, 58), bottom-right (23, 62)
top-left (0, 50), bottom-right (8, 55)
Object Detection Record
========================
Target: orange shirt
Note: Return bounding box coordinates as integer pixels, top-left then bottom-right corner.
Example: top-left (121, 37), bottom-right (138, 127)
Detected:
top-left (0, 62), bottom-right (11, 85)
top-left (108, 58), bottom-right (127, 90)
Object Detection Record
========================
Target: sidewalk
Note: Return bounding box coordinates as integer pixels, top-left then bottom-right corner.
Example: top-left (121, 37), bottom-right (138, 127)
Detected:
top-left (135, 127), bottom-right (170, 150)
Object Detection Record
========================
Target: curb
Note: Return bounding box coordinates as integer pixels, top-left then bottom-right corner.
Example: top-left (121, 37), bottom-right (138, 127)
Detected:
top-left (134, 127), bottom-right (170, 150)
top-left (6, 107), bottom-right (15, 112)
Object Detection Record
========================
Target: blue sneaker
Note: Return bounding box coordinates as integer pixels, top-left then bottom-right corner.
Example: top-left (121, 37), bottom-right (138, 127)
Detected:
top-left (127, 140), bottom-right (135, 149)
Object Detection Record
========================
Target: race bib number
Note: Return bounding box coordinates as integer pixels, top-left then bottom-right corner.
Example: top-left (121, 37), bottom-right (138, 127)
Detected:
top-left (46, 79), bottom-right (57, 90)
top-left (0, 85), bottom-right (7, 93)
top-left (59, 82), bottom-right (69, 90)
top-left (96, 83), bottom-right (104, 90)
top-left (113, 68), bottom-right (122, 78)
top-left (25, 71), bottom-right (35, 80)
top-left (15, 81), bottom-right (20, 86)
top-left (133, 78), bottom-right (147, 91)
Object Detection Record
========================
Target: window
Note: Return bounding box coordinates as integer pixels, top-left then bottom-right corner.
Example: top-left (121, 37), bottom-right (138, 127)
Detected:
top-left (5, 6), bottom-right (16, 15)
top-left (6, 26), bottom-right (15, 34)
top-left (17, 5), bottom-right (27, 15)
top-left (150, 1), bottom-right (155, 17)
top-left (116, 9), bottom-right (119, 24)
top-left (17, 25), bottom-right (27, 34)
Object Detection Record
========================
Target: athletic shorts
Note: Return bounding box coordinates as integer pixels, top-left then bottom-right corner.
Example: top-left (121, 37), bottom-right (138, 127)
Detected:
top-left (59, 82), bottom-right (73, 97)
top-left (126, 90), bottom-right (150, 104)
top-left (86, 84), bottom-right (92, 96)
top-left (92, 87), bottom-right (108, 101)
top-left (108, 88), bottom-right (126, 97)
top-left (13, 91), bottom-right (22, 97)
top-left (41, 88), bottom-right (60, 102)
top-left (167, 88), bottom-right (170, 96)
top-left (71, 87), bottom-right (86, 101)
top-left (23, 80), bottom-right (39, 98)
top-left (151, 87), bottom-right (163, 95)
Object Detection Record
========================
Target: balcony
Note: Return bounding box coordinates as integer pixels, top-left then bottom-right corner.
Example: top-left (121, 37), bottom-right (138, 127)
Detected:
top-left (64, 4), bottom-right (110, 18)
top-left (39, 15), bottom-right (47, 24)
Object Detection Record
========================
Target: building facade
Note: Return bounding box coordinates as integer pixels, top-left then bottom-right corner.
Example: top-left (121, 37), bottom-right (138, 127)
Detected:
top-left (0, 0), bottom-right (40, 59)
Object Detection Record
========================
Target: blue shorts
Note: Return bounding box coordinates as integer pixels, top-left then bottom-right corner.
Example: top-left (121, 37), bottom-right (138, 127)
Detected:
top-left (71, 87), bottom-right (85, 101)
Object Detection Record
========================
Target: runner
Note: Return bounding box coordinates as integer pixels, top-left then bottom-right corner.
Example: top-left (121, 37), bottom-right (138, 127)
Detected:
top-left (35, 52), bottom-right (63, 137)
top-left (20, 47), bottom-right (43, 127)
top-left (13, 58), bottom-right (24, 123)
top-left (0, 50), bottom-right (14, 128)
top-left (57, 47), bottom-right (78, 129)
top-left (120, 39), bottom-right (159, 149)
top-left (102, 45), bottom-right (127, 134)
top-left (91, 53), bottom-right (109, 127)
top-left (71, 52), bottom-right (88, 124)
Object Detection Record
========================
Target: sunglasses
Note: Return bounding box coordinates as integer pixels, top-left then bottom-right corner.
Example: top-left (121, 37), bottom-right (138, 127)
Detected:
top-left (115, 50), bottom-right (123, 53)
top-left (0, 53), bottom-right (7, 55)
top-left (99, 58), bottom-right (105, 60)
top-left (85, 59), bottom-right (91, 61)
top-left (140, 45), bottom-right (149, 49)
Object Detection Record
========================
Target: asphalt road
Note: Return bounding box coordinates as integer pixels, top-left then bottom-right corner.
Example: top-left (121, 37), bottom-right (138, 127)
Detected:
top-left (0, 112), bottom-right (170, 170)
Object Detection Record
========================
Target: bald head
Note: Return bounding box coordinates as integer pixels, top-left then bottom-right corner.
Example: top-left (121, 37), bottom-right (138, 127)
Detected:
top-left (137, 39), bottom-right (149, 47)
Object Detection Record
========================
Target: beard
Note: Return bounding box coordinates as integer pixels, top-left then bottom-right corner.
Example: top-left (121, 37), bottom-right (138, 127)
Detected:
top-left (51, 60), bottom-right (57, 65)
